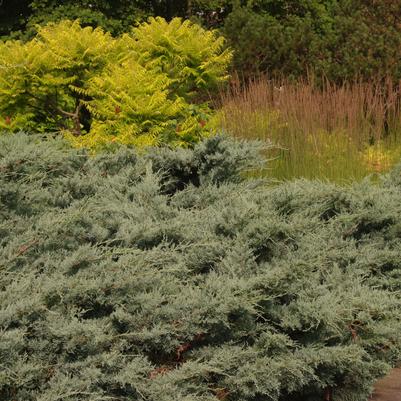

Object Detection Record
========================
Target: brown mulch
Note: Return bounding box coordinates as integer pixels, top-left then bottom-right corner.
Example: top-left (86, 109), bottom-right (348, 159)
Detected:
top-left (369, 368), bottom-right (401, 401)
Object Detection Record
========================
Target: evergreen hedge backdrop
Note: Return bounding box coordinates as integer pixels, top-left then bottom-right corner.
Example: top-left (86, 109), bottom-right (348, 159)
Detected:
top-left (1, 133), bottom-right (401, 401)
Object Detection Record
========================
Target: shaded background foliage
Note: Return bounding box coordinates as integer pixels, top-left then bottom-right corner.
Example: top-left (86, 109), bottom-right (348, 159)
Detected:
top-left (1, 0), bottom-right (400, 82)
top-left (222, 0), bottom-right (401, 81)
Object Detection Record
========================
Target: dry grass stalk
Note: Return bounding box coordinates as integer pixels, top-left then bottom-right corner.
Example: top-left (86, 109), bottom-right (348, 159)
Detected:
top-left (215, 75), bottom-right (401, 181)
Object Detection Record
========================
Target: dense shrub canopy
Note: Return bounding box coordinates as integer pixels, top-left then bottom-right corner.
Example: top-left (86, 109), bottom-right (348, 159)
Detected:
top-left (223, 1), bottom-right (401, 81)
top-left (0, 0), bottom-right (150, 39)
top-left (0, 0), bottom-right (222, 40)
top-left (1, 0), bottom-right (400, 82)
top-left (1, 133), bottom-right (401, 401)
top-left (131, 17), bottom-right (231, 100)
top-left (0, 19), bottom-right (231, 149)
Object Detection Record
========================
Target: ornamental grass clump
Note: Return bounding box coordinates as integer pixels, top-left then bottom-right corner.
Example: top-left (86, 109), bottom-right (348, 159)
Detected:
top-left (217, 76), bottom-right (401, 181)
top-left (1, 133), bottom-right (401, 401)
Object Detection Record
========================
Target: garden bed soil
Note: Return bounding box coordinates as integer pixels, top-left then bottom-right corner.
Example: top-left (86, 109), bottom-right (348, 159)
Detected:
top-left (370, 369), bottom-right (401, 401)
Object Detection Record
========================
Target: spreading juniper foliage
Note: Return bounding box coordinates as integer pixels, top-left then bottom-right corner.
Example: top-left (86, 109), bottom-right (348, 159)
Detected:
top-left (1, 134), bottom-right (401, 401)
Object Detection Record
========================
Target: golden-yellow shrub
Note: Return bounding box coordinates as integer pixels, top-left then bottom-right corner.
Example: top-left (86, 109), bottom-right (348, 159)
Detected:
top-left (0, 18), bottom-right (231, 150)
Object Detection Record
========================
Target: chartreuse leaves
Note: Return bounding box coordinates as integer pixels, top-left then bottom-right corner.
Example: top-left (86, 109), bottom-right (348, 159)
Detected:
top-left (0, 18), bottom-right (232, 150)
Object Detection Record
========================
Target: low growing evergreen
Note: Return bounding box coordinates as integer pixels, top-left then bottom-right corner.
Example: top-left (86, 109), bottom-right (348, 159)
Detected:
top-left (1, 133), bottom-right (401, 401)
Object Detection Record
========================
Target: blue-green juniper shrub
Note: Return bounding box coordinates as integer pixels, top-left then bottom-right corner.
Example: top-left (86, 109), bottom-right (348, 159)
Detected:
top-left (1, 133), bottom-right (401, 401)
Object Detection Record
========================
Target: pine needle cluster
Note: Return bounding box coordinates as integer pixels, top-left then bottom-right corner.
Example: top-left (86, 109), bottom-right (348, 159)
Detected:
top-left (1, 134), bottom-right (401, 401)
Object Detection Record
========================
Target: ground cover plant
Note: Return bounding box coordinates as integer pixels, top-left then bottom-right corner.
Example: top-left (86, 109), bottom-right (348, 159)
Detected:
top-left (215, 76), bottom-right (401, 182)
top-left (1, 133), bottom-right (401, 401)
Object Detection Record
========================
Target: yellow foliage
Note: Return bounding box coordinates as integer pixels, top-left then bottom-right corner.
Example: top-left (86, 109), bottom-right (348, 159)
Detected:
top-left (362, 142), bottom-right (401, 173)
top-left (37, 20), bottom-right (119, 70)
top-left (131, 17), bottom-right (232, 99)
top-left (0, 18), bottom-right (231, 150)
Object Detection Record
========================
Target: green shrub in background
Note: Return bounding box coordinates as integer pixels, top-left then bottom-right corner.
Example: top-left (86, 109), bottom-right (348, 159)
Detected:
top-left (1, 133), bottom-right (401, 401)
top-left (0, 0), bottom-right (150, 40)
top-left (2, 1), bottom-right (400, 83)
top-left (0, 0), bottom-right (219, 41)
top-left (223, 1), bottom-right (401, 82)
top-left (0, 18), bottom-right (231, 149)
top-left (223, 6), bottom-right (325, 79)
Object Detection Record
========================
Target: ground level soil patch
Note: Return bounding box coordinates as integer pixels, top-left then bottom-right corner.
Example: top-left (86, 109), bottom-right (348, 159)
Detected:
top-left (370, 368), bottom-right (401, 401)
